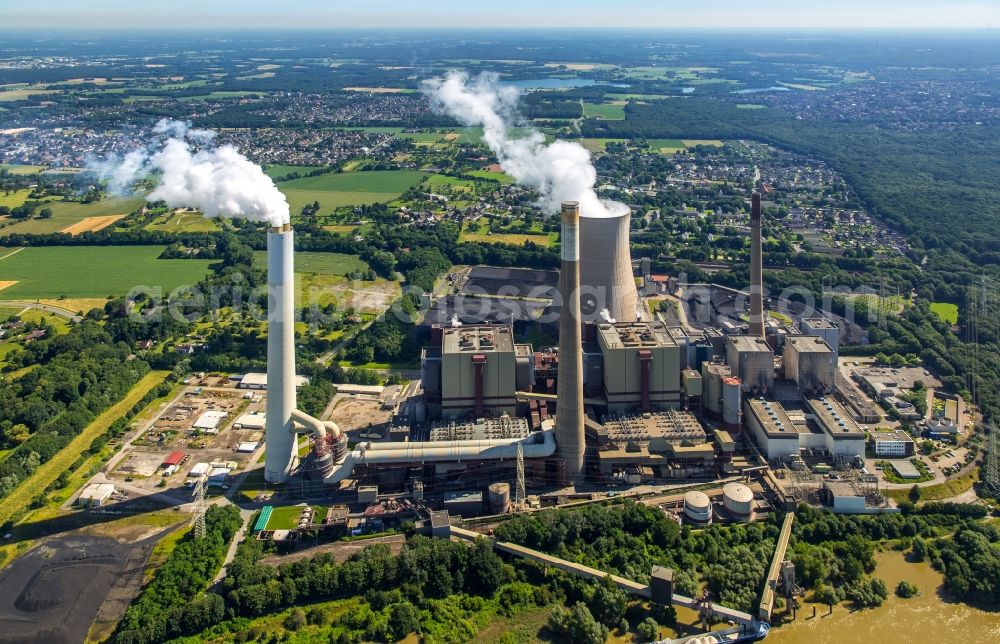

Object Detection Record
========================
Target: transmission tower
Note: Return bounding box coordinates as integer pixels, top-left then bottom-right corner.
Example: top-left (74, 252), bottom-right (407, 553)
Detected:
top-left (985, 425), bottom-right (1000, 499)
top-left (515, 441), bottom-right (526, 509)
top-left (192, 476), bottom-right (207, 540)
top-left (878, 277), bottom-right (888, 331)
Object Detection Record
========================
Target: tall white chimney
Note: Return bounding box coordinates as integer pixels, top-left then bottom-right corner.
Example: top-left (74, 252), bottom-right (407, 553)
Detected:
top-left (556, 201), bottom-right (585, 481)
top-left (748, 193), bottom-right (765, 338)
top-left (264, 224), bottom-right (297, 483)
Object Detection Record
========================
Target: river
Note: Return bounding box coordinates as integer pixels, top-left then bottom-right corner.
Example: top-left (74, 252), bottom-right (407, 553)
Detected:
top-left (767, 550), bottom-right (1000, 642)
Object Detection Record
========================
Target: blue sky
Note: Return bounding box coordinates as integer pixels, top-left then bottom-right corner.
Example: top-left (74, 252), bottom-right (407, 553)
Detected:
top-left (1, 0), bottom-right (998, 29)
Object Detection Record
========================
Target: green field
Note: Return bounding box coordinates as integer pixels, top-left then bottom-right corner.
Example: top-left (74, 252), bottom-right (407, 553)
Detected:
top-left (579, 138), bottom-right (628, 153)
top-left (0, 246), bottom-right (213, 298)
top-left (144, 210), bottom-right (221, 233)
top-left (279, 170), bottom-right (425, 215)
top-left (466, 170), bottom-right (515, 184)
top-left (0, 195), bottom-right (147, 235)
top-left (930, 301), bottom-right (959, 325)
top-left (582, 102), bottom-right (626, 120)
top-left (0, 189), bottom-right (32, 209)
top-left (645, 138), bottom-right (725, 153)
top-left (252, 250), bottom-right (369, 276)
top-left (263, 164), bottom-right (324, 179)
top-left (0, 88), bottom-right (58, 102)
top-left (0, 165), bottom-right (46, 175)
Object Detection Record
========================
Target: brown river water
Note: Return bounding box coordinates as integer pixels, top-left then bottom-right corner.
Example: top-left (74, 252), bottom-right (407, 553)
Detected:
top-left (766, 550), bottom-right (1000, 643)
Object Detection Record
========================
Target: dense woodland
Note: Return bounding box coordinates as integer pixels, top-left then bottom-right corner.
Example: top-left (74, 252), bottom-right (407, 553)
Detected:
top-left (110, 505), bottom-right (244, 644)
top-left (145, 500), bottom-right (999, 643)
top-left (0, 323), bottom-right (151, 502)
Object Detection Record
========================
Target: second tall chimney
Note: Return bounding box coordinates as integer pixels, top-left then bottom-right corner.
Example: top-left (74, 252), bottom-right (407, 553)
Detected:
top-left (748, 193), bottom-right (765, 338)
top-left (556, 201), bottom-right (585, 481)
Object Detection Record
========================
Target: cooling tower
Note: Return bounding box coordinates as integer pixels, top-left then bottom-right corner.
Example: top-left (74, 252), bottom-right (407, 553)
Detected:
top-left (748, 193), bottom-right (765, 338)
top-left (556, 201), bottom-right (585, 481)
top-left (579, 205), bottom-right (639, 322)
top-left (265, 224), bottom-right (298, 483)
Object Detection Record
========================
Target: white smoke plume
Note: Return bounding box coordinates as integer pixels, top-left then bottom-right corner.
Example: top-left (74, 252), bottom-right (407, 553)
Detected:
top-left (422, 71), bottom-right (627, 218)
top-left (90, 118), bottom-right (289, 227)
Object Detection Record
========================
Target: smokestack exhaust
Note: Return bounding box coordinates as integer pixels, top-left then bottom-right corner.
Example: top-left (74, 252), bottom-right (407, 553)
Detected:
top-left (265, 224), bottom-right (297, 483)
top-left (749, 193), bottom-right (765, 338)
top-left (556, 201), bottom-right (585, 481)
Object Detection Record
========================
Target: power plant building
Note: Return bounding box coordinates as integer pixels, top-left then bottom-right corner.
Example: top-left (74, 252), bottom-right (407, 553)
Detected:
top-left (745, 396), bottom-right (866, 462)
top-left (783, 335), bottom-right (836, 394)
top-left (430, 324), bottom-right (529, 420)
top-left (596, 321), bottom-right (681, 413)
top-left (744, 398), bottom-right (804, 461)
top-left (726, 335), bottom-right (774, 392)
top-left (804, 397), bottom-right (866, 458)
top-left (799, 317), bottom-right (839, 356)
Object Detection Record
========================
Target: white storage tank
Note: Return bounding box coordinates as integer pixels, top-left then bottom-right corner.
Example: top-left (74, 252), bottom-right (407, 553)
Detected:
top-left (683, 490), bottom-right (712, 526)
top-left (488, 482), bottom-right (511, 514)
top-left (722, 482), bottom-right (754, 522)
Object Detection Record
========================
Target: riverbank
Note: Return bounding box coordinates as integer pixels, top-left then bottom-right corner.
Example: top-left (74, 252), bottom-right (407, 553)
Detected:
top-left (768, 550), bottom-right (1000, 642)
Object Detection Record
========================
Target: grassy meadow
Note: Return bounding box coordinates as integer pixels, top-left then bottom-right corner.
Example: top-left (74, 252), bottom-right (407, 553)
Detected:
top-left (0, 246), bottom-right (213, 298)
top-left (278, 170), bottom-right (425, 215)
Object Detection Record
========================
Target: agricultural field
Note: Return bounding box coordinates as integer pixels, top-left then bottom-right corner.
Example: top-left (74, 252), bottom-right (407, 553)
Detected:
top-left (0, 189), bottom-right (32, 209)
top-left (0, 88), bottom-right (59, 102)
top-left (263, 164), bottom-right (324, 180)
top-left (459, 219), bottom-right (556, 247)
top-left (579, 138), bottom-right (627, 153)
top-left (144, 209), bottom-right (221, 233)
top-left (930, 302), bottom-right (959, 325)
top-left (582, 101), bottom-right (626, 120)
top-left (0, 165), bottom-right (46, 175)
top-left (0, 246), bottom-right (213, 299)
top-left (279, 170), bottom-right (425, 216)
top-left (0, 195), bottom-right (147, 235)
top-left (646, 139), bottom-right (725, 153)
top-left (466, 169), bottom-right (515, 184)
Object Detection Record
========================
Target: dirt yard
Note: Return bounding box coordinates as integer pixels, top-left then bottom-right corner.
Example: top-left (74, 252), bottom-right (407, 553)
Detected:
top-left (60, 215), bottom-right (125, 235)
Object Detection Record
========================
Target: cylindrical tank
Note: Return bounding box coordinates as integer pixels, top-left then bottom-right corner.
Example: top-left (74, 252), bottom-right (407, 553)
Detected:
top-left (488, 482), bottom-right (511, 514)
top-left (723, 482), bottom-right (754, 522)
top-left (683, 490), bottom-right (712, 525)
top-left (579, 205), bottom-right (639, 323)
top-left (722, 376), bottom-right (742, 435)
top-left (702, 362), bottom-right (723, 418)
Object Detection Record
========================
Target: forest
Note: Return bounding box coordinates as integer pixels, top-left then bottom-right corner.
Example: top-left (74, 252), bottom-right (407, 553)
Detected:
top-left (110, 505), bottom-right (244, 644)
top-left (0, 323), bottom-right (151, 503)
top-left (142, 500), bottom-right (996, 644)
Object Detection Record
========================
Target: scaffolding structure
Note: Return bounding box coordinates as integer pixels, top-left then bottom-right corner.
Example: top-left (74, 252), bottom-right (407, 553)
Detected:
top-left (192, 477), bottom-right (207, 540)
top-left (985, 425), bottom-right (1000, 499)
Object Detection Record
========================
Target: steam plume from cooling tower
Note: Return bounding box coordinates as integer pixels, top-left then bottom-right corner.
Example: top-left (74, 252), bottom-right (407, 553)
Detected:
top-left (90, 118), bottom-right (289, 227)
top-left (422, 72), bottom-right (627, 218)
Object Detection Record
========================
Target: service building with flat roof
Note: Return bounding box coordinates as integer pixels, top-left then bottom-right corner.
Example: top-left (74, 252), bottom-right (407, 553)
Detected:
top-left (872, 430), bottom-right (915, 457)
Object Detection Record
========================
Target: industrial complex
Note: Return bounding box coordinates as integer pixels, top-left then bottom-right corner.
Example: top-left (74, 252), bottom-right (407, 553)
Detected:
top-left (242, 192), bottom-right (896, 528)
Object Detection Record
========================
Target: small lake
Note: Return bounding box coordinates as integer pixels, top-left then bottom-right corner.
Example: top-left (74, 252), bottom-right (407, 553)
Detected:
top-left (733, 86), bottom-right (792, 94)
